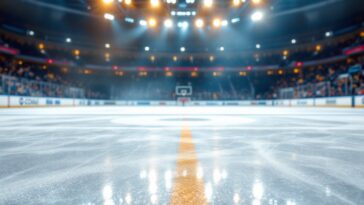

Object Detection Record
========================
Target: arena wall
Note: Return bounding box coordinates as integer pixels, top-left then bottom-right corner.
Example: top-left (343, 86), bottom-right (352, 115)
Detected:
top-left (1, 95), bottom-right (364, 108)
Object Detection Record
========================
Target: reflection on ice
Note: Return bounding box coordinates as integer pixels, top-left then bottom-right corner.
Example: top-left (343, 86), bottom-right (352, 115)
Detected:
top-left (164, 169), bottom-right (172, 190)
top-left (102, 184), bottom-right (114, 205)
top-left (125, 193), bottom-right (132, 205)
top-left (205, 182), bottom-right (213, 202)
top-left (233, 193), bottom-right (240, 204)
top-left (196, 166), bottom-right (204, 179)
top-left (252, 180), bottom-right (264, 205)
top-left (148, 169), bottom-right (158, 194)
top-left (150, 194), bottom-right (158, 204)
top-left (252, 180), bottom-right (264, 200)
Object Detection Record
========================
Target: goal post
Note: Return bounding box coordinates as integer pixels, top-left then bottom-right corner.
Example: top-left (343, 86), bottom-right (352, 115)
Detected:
top-left (175, 85), bottom-right (192, 106)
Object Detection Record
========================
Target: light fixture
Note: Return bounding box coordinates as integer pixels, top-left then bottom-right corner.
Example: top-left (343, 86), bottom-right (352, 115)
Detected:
top-left (140, 20), bottom-right (147, 26)
top-left (195, 19), bottom-right (204, 28)
top-left (164, 19), bottom-right (173, 28)
top-left (150, 0), bottom-right (160, 8)
top-left (148, 18), bottom-right (157, 27)
top-left (124, 0), bottom-right (132, 5)
top-left (203, 0), bottom-right (213, 8)
top-left (213, 18), bottom-right (221, 28)
top-left (251, 0), bottom-right (262, 6)
top-left (103, 0), bottom-right (114, 5)
top-left (104, 13), bottom-right (115, 21)
top-left (251, 11), bottom-right (264, 22)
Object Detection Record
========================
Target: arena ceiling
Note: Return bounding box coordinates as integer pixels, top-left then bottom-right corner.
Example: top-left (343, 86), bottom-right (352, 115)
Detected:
top-left (0, 0), bottom-right (364, 53)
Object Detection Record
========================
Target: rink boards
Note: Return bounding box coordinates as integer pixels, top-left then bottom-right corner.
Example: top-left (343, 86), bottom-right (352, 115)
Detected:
top-left (1, 95), bottom-right (364, 108)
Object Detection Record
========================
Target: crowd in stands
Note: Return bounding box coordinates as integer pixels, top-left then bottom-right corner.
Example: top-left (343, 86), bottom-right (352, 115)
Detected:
top-left (1, 31), bottom-right (364, 101)
top-left (0, 56), bottom-right (105, 99)
top-left (264, 56), bottom-right (364, 99)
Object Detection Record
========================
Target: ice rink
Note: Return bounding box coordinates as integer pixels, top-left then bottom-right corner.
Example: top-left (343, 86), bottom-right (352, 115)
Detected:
top-left (0, 106), bottom-right (364, 205)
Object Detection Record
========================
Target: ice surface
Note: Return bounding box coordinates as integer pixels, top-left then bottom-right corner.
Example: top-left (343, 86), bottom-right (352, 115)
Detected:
top-left (0, 106), bottom-right (364, 205)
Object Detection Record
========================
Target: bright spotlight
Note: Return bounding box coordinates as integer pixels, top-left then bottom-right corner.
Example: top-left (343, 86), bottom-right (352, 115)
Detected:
top-left (145, 46), bottom-right (150, 51)
top-left (140, 20), bottom-right (147, 26)
top-left (148, 18), bottom-right (157, 27)
top-left (105, 43), bottom-right (111, 48)
top-left (164, 19), bottom-right (173, 28)
top-left (232, 0), bottom-right (241, 7)
top-left (28, 30), bottom-right (35, 36)
top-left (291, 39), bottom-right (297, 44)
top-left (219, 47), bottom-right (224, 51)
top-left (221, 20), bottom-right (228, 26)
top-left (178, 21), bottom-right (189, 29)
top-left (180, 47), bottom-right (186, 52)
top-left (150, 0), bottom-right (160, 8)
top-left (256, 44), bottom-right (261, 49)
top-left (104, 13), bottom-right (115, 21)
top-left (203, 0), bottom-right (213, 8)
top-left (103, 0), bottom-right (114, 5)
top-left (65, 38), bottom-right (72, 43)
top-left (251, 11), bottom-right (264, 22)
top-left (251, 0), bottom-right (262, 5)
top-left (195, 19), bottom-right (204, 28)
top-left (213, 18), bottom-right (221, 28)
top-left (124, 0), bottom-right (132, 5)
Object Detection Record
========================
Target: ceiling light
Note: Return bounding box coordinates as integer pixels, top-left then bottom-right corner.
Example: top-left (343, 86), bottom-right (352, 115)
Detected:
top-left (251, 11), bottom-right (264, 22)
top-left (195, 19), bottom-right (204, 28)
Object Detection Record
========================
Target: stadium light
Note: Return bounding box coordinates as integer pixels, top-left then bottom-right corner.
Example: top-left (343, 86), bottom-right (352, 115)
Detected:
top-left (316, 44), bottom-right (322, 52)
top-left (167, 0), bottom-right (177, 4)
top-left (221, 20), bottom-right (228, 27)
top-left (145, 46), bottom-right (150, 51)
top-left (213, 18), bottom-right (221, 28)
top-left (256, 44), bottom-right (261, 49)
top-left (27, 30), bottom-right (35, 36)
top-left (291, 39), bottom-right (296, 44)
top-left (73, 49), bottom-right (80, 56)
top-left (219, 47), bottom-right (224, 51)
top-left (164, 19), bottom-right (173, 28)
top-left (251, 11), bottom-right (264, 22)
top-left (124, 0), bottom-right (132, 5)
top-left (140, 20), bottom-right (147, 26)
top-left (231, 18), bottom-right (240, 24)
top-left (65, 38), bottom-right (72, 43)
top-left (232, 0), bottom-right (241, 7)
top-left (103, 0), bottom-right (114, 5)
top-left (150, 55), bottom-right (156, 62)
top-left (195, 19), bottom-right (204, 28)
top-left (180, 47), bottom-right (186, 52)
top-left (105, 43), bottom-right (111, 48)
top-left (251, 0), bottom-right (262, 6)
top-left (104, 13), bottom-right (115, 21)
top-left (148, 18), bottom-right (158, 27)
top-left (203, 0), bottom-right (213, 8)
top-left (150, 0), bottom-right (160, 8)
top-left (178, 21), bottom-right (189, 29)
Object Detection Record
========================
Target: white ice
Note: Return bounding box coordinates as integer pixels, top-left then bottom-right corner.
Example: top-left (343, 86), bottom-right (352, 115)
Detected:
top-left (0, 106), bottom-right (363, 205)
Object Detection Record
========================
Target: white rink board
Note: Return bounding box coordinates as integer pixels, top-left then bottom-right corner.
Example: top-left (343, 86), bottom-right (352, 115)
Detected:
top-left (315, 97), bottom-right (352, 107)
top-left (355, 95), bottom-right (364, 107)
top-left (1, 95), bottom-right (364, 108)
top-left (0, 95), bottom-right (8, 107)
